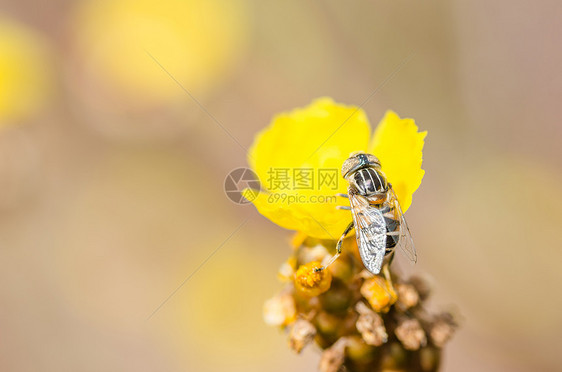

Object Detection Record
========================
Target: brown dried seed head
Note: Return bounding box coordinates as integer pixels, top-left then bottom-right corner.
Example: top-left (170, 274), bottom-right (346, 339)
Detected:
top-left (430, 314), bottom-right (457, 348)
top-left (355, 302), bottom-right (388, 346)
top-left (396, 283), bottom-right (420, 310)
top-left (288, 319), bottom-right (316, 353)
top-left (409, 275), bottom-right (431, 301)
top-left (319, 337), bottom-right (348, 372)
top-left (395, 318), bottom-right (427, 351)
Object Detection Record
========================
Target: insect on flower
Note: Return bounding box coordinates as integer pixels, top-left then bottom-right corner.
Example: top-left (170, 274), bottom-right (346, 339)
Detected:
top-left (316, 152), bottom-right (417, 275)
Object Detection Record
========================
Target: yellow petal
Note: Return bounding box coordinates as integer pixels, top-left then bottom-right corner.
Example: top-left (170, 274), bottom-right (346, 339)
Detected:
top-left (246, 98), bottom-right (371, 239)
top-left (369, 110), bottom-right (426, 212)
top-left (249, 97), bottom-right (371, 176)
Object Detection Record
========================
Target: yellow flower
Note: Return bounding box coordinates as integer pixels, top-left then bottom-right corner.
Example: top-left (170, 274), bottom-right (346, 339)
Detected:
top-left (245, 97), bottom-right (426, 239)
top-left (0, 16), bottom-right (53, 124)
top-left (70, 0), bottom-right (249, 105)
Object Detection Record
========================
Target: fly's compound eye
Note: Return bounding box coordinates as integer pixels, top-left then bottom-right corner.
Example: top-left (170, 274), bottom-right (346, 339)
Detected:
top-left (341, 153), bottom-right (381, 178)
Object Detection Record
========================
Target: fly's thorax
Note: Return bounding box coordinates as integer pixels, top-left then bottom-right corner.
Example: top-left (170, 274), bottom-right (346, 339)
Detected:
top-left (346, 166), bottom-right (389, 198)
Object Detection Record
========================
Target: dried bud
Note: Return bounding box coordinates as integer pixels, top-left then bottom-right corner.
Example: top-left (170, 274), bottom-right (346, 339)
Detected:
top-left (277, 256), bottom-right (296, 282)
top-left (396, 283), bottom-right (419, 310)
top-left (346, 335), bottom-right (376, 363)
top-left (288, 318), bottom-right (316, 353)
top-left (315, 311), bottom-right (341, 336)
top-left (360, 276), bottom-right (397, 312)
top-left (355, 302), bottom-right (387, 346)
top-left (409, 275), bottom-right (431, 301)
top-left (380, 342), bottom-right (407, 370)
top-left (319, 337), bottom-right (348, 372)
top-left (298, 245), bottom-right (329, 264)
top-left (430, 313), bottom-right (457, 348)
top-left (263, 291), bottom-right (297, 327)
top-left (295, 261), bottom-right (332, 297)
top-left (395, 318), bottom-right (427, 351)
top-left (319, 280), bottom-right (353, 313)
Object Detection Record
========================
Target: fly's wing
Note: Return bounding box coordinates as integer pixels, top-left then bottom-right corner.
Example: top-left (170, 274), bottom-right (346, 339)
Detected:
top-left (348, 190), bottom-right (387, 274)
top-left (388, 187), bottom-right (417, 264)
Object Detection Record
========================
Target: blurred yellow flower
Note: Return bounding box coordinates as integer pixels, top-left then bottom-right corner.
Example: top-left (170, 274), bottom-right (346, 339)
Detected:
top-left (245, 97), bottom-right (426, 239)
top-left (71, 0), bottom-right (249, 105)
top-left (0, 17), bottom-right (52, 124)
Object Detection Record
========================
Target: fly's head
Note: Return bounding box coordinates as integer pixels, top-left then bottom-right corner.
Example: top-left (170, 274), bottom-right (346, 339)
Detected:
top-left (341, 152), bottom-right (381, 178)
top-left (342, 153), bottom-right (388, 198)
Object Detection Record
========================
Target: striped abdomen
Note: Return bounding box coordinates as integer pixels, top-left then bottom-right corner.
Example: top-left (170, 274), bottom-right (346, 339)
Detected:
top-left (379, 203), bottom-right (400, 252)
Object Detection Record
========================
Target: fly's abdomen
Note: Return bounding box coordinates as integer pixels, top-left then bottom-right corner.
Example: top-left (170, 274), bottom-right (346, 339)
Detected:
top-left (380, 203), bottom-right (400, 252)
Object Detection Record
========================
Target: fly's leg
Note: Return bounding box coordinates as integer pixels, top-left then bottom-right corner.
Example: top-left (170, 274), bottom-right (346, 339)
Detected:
top-left (385, 250), bottom-right (395, 266)
top-left (315, 222), bottom-right (354, 272)
top-left (382, 263), bottom-right (393, 287)
top-left (380, 262), bottom-right (398, 300)
top-left (336, 193), bottom-right (351, 210)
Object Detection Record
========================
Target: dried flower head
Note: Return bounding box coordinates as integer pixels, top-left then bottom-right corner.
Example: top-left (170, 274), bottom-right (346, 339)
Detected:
top-left (396, 282), bottom-right (420, 310)
top-left (263, 290), bottom-right (297, 327)
top-left (430, 313), bottom-right (458, 348)
top-left (360, 275), bottom-right (398, 313)
top-left (319, 337), bottom-right (348, 372)
top-left (395, 318), bottom-right (427, 351)
top-left (355, 302), bottom-right (387, 346)
top-left (277, 256), bottom-right (297, 282)
top-left (288, 318), bottom-right (317, 353)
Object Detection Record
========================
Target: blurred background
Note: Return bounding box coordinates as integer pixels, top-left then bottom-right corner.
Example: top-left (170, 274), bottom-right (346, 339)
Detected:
top-left (1, 0), bottom-right (561, 371)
